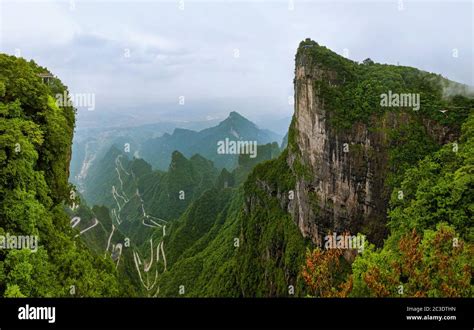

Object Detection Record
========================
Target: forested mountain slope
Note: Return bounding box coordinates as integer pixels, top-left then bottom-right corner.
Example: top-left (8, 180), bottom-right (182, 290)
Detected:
top-left (0, 54), bottom-right (122, 297)
top-left (76, 139), bottom-right (281, 296)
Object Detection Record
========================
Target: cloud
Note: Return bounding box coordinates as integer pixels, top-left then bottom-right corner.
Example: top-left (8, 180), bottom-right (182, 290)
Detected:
top-left (124, 30), bottom-right (180, 53)
top-left (0, 0), bottom-right (472, 124)
top-left (1, 1), bottom-right (80, 48)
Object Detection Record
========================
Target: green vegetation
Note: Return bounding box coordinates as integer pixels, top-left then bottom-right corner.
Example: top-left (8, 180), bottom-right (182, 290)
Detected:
top-left (388, 113), bottom-right (474, 243)
top-left (155, 187), bottom-right (241, 296)
top-left (302, 113), bottom-right (474, 297)
top-left (237, 187), bottom-right (309, 296)
top-left (152, 143), bottom-right (293, 297)
top-left (296, 40), bottom-right (472, 298)
top-left (299, 39), bottom-right (473, 132)
top-left (386, 119), bottom-right (439, 188)
top-left (0, 54), bottom-right (121, 297)
top-left (349, 223), bottom-right (472, 297)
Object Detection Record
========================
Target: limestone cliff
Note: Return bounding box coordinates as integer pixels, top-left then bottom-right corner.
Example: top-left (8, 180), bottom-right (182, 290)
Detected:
top-left (286, 39), bottom-right (467, 246)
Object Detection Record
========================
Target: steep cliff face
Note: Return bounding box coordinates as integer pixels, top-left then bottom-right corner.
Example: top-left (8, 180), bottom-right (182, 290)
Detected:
top-left (286, 39), bottom-right (468, 246)
top-left (290, 47), bottom-right (391, 245)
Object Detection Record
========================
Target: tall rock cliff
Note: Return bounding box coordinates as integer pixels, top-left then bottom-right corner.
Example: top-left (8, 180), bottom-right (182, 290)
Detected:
top-left (287, 39), bottom-right (470, 246)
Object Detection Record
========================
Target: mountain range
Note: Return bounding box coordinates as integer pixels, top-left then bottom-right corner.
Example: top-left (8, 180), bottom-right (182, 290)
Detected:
top-left (140, 111), bottom-right (281, 170)
top-left (71, 111), bottom-right (282, 196)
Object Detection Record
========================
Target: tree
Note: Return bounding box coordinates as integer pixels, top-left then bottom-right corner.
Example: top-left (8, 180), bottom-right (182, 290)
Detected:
top-left (301, 248), bottom-right (352, 297)
top-left (362, 58), bottom-right (374, 65)
top-left (0, 54), bottom-right (121, 297)
top-left (351, 224), bottom-right (472, 297)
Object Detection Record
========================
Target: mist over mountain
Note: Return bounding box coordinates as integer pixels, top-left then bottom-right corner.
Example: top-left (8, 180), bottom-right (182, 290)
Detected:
top-left (71, 111), bottom-right (281, 194)
top-left (70, 118), bottom-right (222, 189)
top-left (254, 115), bottom-right (292, 136)
top-left (140, 111), bottom-right (281, 170)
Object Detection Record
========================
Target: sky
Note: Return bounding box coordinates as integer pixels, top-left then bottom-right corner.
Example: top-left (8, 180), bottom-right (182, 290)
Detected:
top-left (0, 0), bottom-right (473, 129)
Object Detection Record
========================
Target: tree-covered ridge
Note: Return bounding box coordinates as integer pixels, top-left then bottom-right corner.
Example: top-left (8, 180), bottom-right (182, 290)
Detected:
top-left (257, 40), bottom-right (474, 297)
top-left (297, 40), bottom-right (474, 193)
top-left (154, 149), bottom-right (300, 297)
top-left (71, 132), bottom-right (282, 296)
top-left (154, 146), bottom-right (308, 297)
top-left (83, 147), bottom-right (221, 225)
top-left (0, 54), bottom-right (121, 297)
top-left (388, 114), bottom-right (474, 241)
top-left (298, 39), bottom-right (474, 131)
top-left (145, 145), bottom-right (284, 295)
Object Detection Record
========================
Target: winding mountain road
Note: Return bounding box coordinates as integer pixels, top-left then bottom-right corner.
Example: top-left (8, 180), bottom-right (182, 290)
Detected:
top-left (110, 155), bottom-right (170, 295)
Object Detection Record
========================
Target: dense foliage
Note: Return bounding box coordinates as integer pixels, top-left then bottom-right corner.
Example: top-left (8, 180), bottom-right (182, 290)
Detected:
top-left (299, 39), bottom-right (473, 131)
top-left (302, 113), bottom-right (473, 297)
top-left (0, 54), bottom-right (121, 297)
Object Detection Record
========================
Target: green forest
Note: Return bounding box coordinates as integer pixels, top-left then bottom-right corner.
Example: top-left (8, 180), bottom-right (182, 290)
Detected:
top-left (0, 54), bottom-right (124, 297)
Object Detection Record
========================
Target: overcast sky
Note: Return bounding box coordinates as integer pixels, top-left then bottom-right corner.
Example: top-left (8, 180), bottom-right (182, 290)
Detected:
top-left (0, 0), bottom-right (472, 127)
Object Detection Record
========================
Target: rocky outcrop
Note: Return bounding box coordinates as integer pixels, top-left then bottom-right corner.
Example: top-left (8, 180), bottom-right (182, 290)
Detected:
top-left (290, 60), bottom-right (383, 244)
top-left (286, 40), bottom-right (457, 246)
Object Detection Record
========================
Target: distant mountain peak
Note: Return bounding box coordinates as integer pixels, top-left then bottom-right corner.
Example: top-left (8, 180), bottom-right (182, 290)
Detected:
top-left (140, 111), bottom-right (282, 170)
top-left (228, 111), bottom-right (244, 119)
top-left (171, 150), bottom-right (186, 161)
top-left (219, 111), bottom-right (256, 130)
